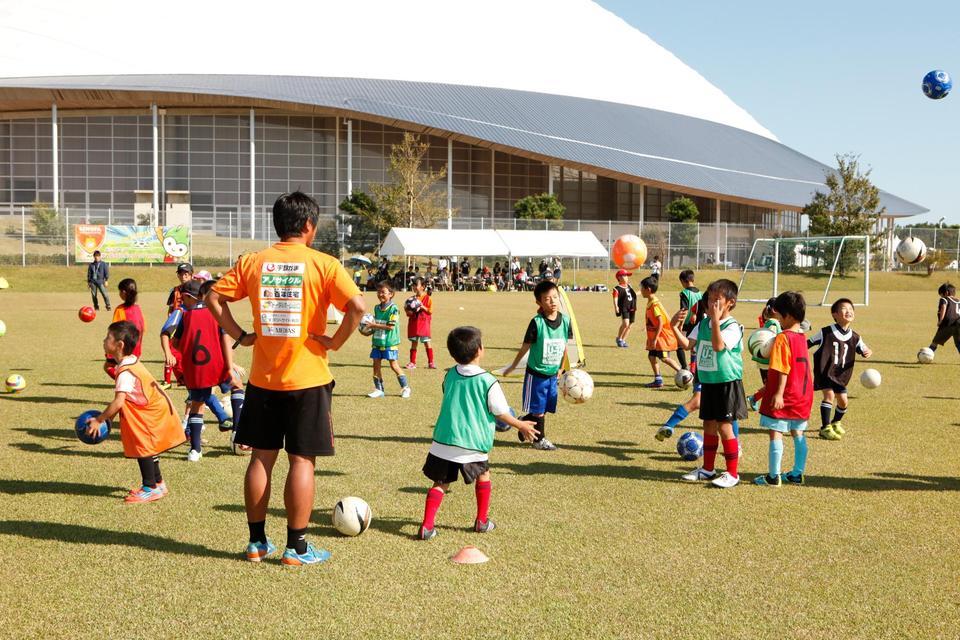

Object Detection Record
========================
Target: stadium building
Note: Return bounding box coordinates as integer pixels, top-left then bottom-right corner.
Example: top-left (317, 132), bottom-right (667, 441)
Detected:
top-left (0, 0), bottom-right (924, 261)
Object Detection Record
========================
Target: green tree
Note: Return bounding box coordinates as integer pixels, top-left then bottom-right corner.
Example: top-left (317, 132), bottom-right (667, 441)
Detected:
top-left (30, 201), bottom-right (65, 245)
top-left (666, 196), bottom-right (699, 267)
top-left (665, 196), bottom-right (699, 223)
top-left (371, 133), bottom-right (449, 230)
top-left (338, 191), bottom-right (386, 255)
top-left (514, 193), bottom-right (565, 220)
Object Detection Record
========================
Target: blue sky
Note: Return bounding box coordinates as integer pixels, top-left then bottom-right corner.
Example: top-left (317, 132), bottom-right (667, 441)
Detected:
top-left (597, 0), bottom-right (959, 225)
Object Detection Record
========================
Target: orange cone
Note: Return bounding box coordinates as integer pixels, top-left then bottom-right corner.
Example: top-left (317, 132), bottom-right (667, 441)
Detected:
top-left (450, 545), bottom-right (489, 564)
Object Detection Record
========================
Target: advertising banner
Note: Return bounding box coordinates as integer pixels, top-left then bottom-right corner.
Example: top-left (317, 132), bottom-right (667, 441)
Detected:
top-left (74, 225), bottom-right (191, 264)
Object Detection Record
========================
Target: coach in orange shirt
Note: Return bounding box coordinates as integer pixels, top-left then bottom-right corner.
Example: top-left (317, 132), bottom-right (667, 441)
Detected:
top-left (207, 191), bottom-right (365, 566)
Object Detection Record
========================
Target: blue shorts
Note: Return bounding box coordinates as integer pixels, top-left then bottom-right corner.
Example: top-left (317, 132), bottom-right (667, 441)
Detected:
top-left (522, 370), bottom-right (558, 415)
top-left (370, 348), bottom-right (399, 361)
top-left (759, 415), bottom-right (808, 433)
top-left (188, 387), bottom-right (213, 403)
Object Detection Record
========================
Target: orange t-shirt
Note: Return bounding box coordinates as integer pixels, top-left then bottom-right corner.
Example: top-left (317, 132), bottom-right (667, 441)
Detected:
top-left (645, 295), bottom-right (678, 351)
top-left (212, 242), bottom-right (361, 391)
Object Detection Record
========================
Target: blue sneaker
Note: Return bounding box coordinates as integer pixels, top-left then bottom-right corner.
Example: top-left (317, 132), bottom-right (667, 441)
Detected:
top-left (753, 474), bottom-right (782, 487)
top-left (245, 539), bottom-right (276, 562)
top-left (281, 543), bottom-right (331, 566)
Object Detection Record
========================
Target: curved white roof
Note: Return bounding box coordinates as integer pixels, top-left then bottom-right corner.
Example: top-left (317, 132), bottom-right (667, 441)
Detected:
top-left (0, 0), bottom-right (775, 139)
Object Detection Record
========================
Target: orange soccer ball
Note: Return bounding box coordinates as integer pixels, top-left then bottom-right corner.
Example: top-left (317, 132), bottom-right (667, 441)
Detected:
top-left (611, 234), bottom-right (647, 270)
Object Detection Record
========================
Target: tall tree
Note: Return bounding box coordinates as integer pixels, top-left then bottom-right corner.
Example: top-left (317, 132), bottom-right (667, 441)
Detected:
top-left (372, 133), bottom-right (449, 229)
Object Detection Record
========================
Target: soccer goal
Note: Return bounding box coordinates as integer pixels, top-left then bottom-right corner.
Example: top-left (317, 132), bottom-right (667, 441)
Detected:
top-left (737, 235), bottom-right (871, 306)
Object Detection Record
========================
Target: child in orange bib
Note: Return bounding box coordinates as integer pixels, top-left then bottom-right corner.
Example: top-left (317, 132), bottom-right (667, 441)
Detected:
top-left (640, 274), bottom-right (681, 388)
top-left (85, 320), bottom-right (186, 503)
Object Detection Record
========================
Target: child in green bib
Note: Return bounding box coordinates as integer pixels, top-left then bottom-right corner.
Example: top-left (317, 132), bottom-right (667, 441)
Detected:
top-left (367, 281), bottom-right (411, 398)
top-left (418, 326), bottom-right (538, 540)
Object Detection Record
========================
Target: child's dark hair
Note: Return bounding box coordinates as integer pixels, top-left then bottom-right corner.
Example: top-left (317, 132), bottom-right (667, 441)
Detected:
top-left (706, 279), bottom-right (738, 309)
top-left (447, 326), bottom-right (483, 365)
top-left (830, 298), bottom-right (854, 314)
top-left (199, 279), bottom-right (217, 298)
top-left (108, 320), bottom-right (140, 356)
top-left (118, 278), bottom-right (138, 306)
top-left (940, 283), bottom-right (955, 297)
top-left (377, 280), bottom-right (394, 293)
top-left (773, 291), bottom-right (806, 323)
top-left (412, 276), bottom-right (426, 288)
top-left (762, 297), bottom-right (776, 318)
top-left (640, 274), bottom-right (659, 293)
top-left (272, 191), bottom-right (320, 239)
top-left (93, 250), bottom-right (101, 257)
top-left (534, 279), bottom-right (558, 301)
top-left (679, 269), bottom-right (695, 285)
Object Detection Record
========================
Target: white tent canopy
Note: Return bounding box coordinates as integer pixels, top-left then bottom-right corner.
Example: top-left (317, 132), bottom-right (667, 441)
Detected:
top-left (379, 228), bottom-right (607, 258)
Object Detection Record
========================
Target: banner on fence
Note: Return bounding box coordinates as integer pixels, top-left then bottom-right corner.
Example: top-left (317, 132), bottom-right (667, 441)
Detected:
top-left (74, 225), bottom-right (191, 264)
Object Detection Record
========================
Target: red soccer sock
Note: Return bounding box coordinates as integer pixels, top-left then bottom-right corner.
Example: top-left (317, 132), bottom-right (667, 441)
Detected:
top-left (426, 346), bottom-right (435, 365)
top-left (722, 438), bottom-right (739, 478)
top-left (702, 434), bottom-right (720, 472)
top-left (163, 365), bottom-right (172, 384)
top-left (422, 487), bottom-right (444, 530)
top-left (475, 480), bottom-right (491, 524)
top-left (409, 348), bottom-right (418, 364)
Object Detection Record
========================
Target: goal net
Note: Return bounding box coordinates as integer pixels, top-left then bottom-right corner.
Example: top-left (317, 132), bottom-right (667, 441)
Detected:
top-left (737, 235), bottom-right (871, 306)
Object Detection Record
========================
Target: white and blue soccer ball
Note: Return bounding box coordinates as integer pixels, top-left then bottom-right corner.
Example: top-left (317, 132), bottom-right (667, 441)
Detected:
top-left (676, 431), bottom-right (703, 461)
top-left (358, 313), bottom-right (375, 336)
top-left (922, 69), bottom-right (952, 100)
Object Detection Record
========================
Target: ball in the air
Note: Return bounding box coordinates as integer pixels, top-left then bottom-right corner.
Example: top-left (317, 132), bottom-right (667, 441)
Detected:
top-left (860, 368), bottom-right (881, 389)
top-left (896, 237), bottom-right (927, 265)
top-left (747, 329), bottom-right (776, 359)
top-left (917, 347), bottom-right (935, 364)
top-left (676, 431), bottom-right (703, 461)
top-left (332, 496), bottom-right (372, 536)
top-left (75, 409), bottom-right (112, 445)
top-left (674, 369), bottom-right (694, 389)
top-left (0, 319), bottom-right (6, 337)
top-left (922, 69), bottom-right (952, 100)
top-left (560, 368), bottom-right (594, 404)
top-left (358, 313), bottom-right (375, 336)
top-left (5, 374), bottom-right (25, 393)
top-left (78, 306), bottom-right (97, 323)
top-left (611, 234), bottom-right (648, 270)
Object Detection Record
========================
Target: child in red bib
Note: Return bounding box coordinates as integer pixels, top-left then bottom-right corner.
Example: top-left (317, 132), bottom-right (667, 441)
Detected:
top-left (405, 277), bottom-right (435, 369)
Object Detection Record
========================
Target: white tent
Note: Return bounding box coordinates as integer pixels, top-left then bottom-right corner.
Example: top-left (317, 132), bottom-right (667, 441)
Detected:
top-left (379, 228), bottom-right (607, 258)
top-left (496, 230), bottom-right (607, 258)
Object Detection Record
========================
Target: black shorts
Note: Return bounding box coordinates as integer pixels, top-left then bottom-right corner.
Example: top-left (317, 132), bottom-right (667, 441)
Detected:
top-left (814, 377), bottom-right (847, 394)
top-left (618, 310), bottom-right (636, 323)
top-left (931, 324), bottom-right (960, 346)
top-left (234, 382), bottom-right (336, 456)
top-left (699, 379), bottom-right (748, 421)
top-left (422, 453), bottom-right (489, 485)
top-left (648, 350), bottom-right (667, 359)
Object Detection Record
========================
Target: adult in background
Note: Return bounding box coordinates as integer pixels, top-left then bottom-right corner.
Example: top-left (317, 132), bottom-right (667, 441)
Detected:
top-left (552, 256), bottom-right (562, 282)
top-left (207, 191), bottom-right (365, 566)
top-left (86, 250), bottom-right (111, 311)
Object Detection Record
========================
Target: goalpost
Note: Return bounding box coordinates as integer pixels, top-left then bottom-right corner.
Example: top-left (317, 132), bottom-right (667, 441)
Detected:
top-left (738, 235), bottom-right (871, 306)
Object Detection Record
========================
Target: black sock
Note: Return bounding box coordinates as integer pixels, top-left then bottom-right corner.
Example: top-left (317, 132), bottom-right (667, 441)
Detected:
top-left (677, 349), bottom-right (688, 370)
top-left (820, 402), bottom-right (833, 428)
top-left (833, 406), bottom-right (847, 423)
top-left (929, 343), bottom-right (938, 351)
top-left (137, 457), bottom-right (156, 488)
top-left (248, 520), bottom-right (267, 545)
top-left (231, 390), bottom-right (245, 425)
top-left (535, 415), bottom-right (546, 442)
top-left (287, 526), bottom-right (308, 554)
top-left (153, 456), bottom-right (162, 484)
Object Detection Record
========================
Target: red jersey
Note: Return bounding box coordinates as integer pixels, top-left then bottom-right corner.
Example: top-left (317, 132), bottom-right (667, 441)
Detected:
top-left (406, 293), bottom-right (433, 339)
top-left (176, 305), bottom-right (227, 389)
top-left (760, 330), bottom-right (813, 420)
top-left (111, 304), bottom-right (146, 358)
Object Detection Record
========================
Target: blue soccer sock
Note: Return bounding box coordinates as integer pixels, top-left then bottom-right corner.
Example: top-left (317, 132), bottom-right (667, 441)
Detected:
top-left (398, 374), bottom-right (409, 389)
top-left (768, 438), bottom-right (784, 478)
top-left (654, 374), bottom-right (663, 384)
top-left (373, 377), bottom-right (384, 391)
top-left (664, 405), bottom-right (689, 430)
top-left (230, 390), bottom-right (245, 425)
top-left (732, 420), bottom-right (740, 439)
top-left (187, 414), bottom-right (204, 452)
top-left (205, 395), bottom-right (229, 422)
top-left (791, 434), bottom-right (808, 475)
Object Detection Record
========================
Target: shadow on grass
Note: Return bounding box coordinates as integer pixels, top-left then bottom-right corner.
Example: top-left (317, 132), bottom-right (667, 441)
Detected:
top-left (42, 382), bottom-right (116, 390)
top-left (11, 442), bottom-right (117, 458)
top-left (0, 478), bottom-right (124, 497)
top-left (373, 515), bottom-right (454, 539)
top-left (0, 395), bottom-right (99, 405)
top-left (811, 472), bottom-right (960, 492)
top-left (0, 520), bottom-right (236, 560)
top-left (619, 401), bottom-right (678, 411)
top-left (496, 460), bottom-right (681, 483)
top-left (923, 396), bottom-right (959, 400)
top-left (337, 433), bottom-right (432, 446)
top-left (588, 370), bottom-right (642, 378)
top-left (867, 359), bottom-right (921, 366)
top-left (12, 426), bottom-right (77, 441)
top-left (494, 438), bottom-right (655, 460)
top-left (211, 504), bottom-right (340, 535)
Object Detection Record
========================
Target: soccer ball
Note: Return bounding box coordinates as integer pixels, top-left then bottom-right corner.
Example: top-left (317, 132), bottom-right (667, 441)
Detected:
top-left (676, 431), bottom-right (704, 461)
top-left (799, 319), bottom-right (812, 333)
top-left (75, 409), bottom-right (111, 445)
top-left (0, 277), bottom-right (8, 289)
top-left (896, 237), bottom-right (927, 265)
top-left (220, 395), bottom-right (233, 418)
top-left (495, 406), bottom-right (516, 432)
top-left (332, 496), bottom-right (372, 536)
top-left (674, 369), bottom-right (694, 389)
top-left (747, 329), bottom-right (776, 359)
top-left (560, 368), bottom-right (594, 404)
top-left (0, 319), bottom-right (5, 337)
top-left (922, 69), bottom-right (952, 100)
top-left (860, 368), bottom-right (881, 389)
top-left (917, 347), bottom-right (935, 364)
top-left (78, 306), bottom-right (97, 323)
top-left (404, 296), bottom-right (422, 312)
top-left (230, 430), bottom-right (251, 456)
top-left (358, 313), bottom-right (375, 336)
top-left (611, 234), bottom-right (648, 270)
top-left (5, 374), bottom-right (25, 393)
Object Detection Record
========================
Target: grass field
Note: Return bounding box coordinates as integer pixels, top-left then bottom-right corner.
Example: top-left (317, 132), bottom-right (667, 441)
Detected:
top-left (0, 266), bottom-right (958, 639)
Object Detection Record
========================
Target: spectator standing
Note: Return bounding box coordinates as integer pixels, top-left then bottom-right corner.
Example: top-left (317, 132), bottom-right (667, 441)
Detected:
top-left (87, 250), bottom-right (112, 311)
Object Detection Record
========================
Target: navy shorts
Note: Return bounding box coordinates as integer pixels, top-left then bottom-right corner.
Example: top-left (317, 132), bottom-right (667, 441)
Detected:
top-left (187, 387), bottom-right (214, 403)
top-left (522, 370), bottom-right (558, 415)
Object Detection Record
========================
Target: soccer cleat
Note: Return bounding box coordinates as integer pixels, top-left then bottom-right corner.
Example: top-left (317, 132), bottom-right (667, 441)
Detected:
top-left (830, 422), bottom-right (846, 436)
top-left (748, 396), bottom-right (760, 412)
top-left (281, 543), bottom-right (331, 566)
top-left (155, 481), bottom-right (168, 496)
top-left (710, 472), bottom-right (740, 488)
top-left (245, 539), bottom-right (277, 562)
top-left (532, 438), bottom-right (557, 451)
top-left (401, 387), bottom-right (412, 399)
top-left (427, 363), bottom-right (437, 369)
top-left (781, 471), bottom-right (805, 485)
top-left (681, 467), bottom-right (716, 482)
top-left (405, 362), bottom-right (416, 369)
top-left (218, 419), bottom-right (234, 433)
top-left (367, 389), bottom-right (385, 398)
top-left (474, 519), bottom-right (496, 533)
top-left (819, 426), bottom-right (841, 441)
top-left (187, 449), bottom-right (202, 462)
top-left (158, 381), bottom-right (172, 391)
top-left (655, 426), bottom-right (673, 441)
top-left (418, 526), bottom-right (437, 540)
top-left (753, 474), bottom-right (782, 487)
top-left (616, 338), bottom-right (625, 347)
top-left (645, 380), bottom-right (664, 389)
top-left (124, 485), bottom-right (164, 503)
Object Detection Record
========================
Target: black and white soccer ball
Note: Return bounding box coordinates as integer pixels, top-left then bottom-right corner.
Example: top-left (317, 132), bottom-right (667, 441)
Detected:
top-left (332, 497), bottom-right (372, 536)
